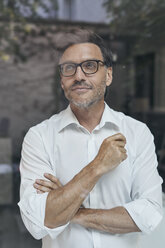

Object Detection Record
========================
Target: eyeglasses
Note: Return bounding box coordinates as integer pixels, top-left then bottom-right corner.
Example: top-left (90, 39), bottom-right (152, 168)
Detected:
top-left (58, 59), bottom-right (105, 77)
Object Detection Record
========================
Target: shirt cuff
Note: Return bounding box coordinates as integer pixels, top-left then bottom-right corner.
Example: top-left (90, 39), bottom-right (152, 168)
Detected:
top-left (124, 199), bottom-right (163, 234)
top-left (18, 191), bottom-right (69, 240)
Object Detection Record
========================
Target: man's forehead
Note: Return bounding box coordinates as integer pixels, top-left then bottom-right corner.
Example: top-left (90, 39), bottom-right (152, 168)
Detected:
top-left (59, 43), bottom-right (103, 63)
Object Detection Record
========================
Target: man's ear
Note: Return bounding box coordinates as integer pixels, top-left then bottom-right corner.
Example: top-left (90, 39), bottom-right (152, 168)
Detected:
top-left (106, 67), bottom-right (113, 87)
top-left (60, 80), bottom-right (64, 90)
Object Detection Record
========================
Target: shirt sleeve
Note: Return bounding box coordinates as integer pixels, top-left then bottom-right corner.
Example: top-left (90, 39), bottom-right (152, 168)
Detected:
top-left (18, 127), bottom-right (69, 240)
top-left (124, 124), bottom-right (163, 234)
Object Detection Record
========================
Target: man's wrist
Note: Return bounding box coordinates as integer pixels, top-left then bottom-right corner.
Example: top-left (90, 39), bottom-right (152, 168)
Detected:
top-left (71, 209), bottom-right (82, 224)
top-left (89, 156), bottom-right (105, 177)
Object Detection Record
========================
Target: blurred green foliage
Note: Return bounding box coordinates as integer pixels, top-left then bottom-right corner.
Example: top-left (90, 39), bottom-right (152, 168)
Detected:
top-left (0, 0), bottom-right (58, 62)
top-left (104, 0), bottom-right (165, 37)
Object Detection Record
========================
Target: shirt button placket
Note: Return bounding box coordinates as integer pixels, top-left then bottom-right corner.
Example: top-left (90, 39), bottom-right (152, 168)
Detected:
top-left (87, 134), bottom-right (98, 209)
top-left (87, 133), bottom-right (101, 248)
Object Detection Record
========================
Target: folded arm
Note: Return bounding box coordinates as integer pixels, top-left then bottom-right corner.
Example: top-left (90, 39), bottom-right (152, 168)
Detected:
top-left (35, 174), bottom-right (140, 234)
top-left (71, 207), bottom-right (140, 234)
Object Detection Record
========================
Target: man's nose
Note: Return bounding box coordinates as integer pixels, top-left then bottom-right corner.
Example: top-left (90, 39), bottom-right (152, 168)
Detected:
top-left (74, 66), bottom-right (86, 81)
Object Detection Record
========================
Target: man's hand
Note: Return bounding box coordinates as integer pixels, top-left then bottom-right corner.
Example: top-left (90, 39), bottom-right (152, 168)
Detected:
top-left (33, 173), bottom-right (62, 193)
top-left (95, 133), bottom-right (127, 174)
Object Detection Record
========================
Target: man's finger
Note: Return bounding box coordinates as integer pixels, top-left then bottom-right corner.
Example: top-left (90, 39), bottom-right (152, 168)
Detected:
top-left (114, 141), bottom-right (126, 147)
top-left (35, 179), bottom-right (61, 190)
top-left (120, 147), bottom-right (127, 154)
top-left (107, 133), bottom-right (126, 143)
top-left (34, 183), bottom-right (51, 192)
top-left (44, 173), bottom-right (62, 187)
top-left (35, 179), bottom-right (57, 189)
top-left (34, 181), bottom-right (60, 192)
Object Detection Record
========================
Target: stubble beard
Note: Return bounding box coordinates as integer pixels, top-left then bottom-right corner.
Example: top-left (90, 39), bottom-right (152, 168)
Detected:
top-left (65, 80), bottom-right (107, 109)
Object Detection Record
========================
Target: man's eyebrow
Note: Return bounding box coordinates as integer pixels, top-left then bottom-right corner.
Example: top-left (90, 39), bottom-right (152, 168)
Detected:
top-left (59, 60), bottom-right (76, 65)
top-left (59, 58), bottom-right (101, 65)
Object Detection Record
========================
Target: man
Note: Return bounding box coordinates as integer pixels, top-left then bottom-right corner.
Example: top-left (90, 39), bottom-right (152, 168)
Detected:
top-left (18, 29), bottom-right (163, 248)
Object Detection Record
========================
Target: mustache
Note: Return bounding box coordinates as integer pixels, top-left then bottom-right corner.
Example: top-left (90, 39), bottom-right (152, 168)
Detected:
top-left (70, 80), bottom-right (93, 89)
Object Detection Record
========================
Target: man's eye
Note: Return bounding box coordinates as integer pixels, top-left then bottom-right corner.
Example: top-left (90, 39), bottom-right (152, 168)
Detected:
top-left (65, 64), bottom-right (75, 71)
top-left (84, 62), bottom-right (96, 69)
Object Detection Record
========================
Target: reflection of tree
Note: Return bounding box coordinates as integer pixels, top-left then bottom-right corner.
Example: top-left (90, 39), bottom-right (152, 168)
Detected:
top-left (0, 0), bottom-right (58, 62)
top-left (104, 0), bottom-right (165, 37)
top-left (104, 0), bottom-right (165, 115)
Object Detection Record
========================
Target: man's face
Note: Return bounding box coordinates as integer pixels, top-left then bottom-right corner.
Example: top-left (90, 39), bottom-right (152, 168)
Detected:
top-left (59, 43), bottom-right (112, 109)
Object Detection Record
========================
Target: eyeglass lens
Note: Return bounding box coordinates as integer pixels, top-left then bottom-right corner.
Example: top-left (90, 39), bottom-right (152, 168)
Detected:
top-left (60, 60), bottom-right (99, 76)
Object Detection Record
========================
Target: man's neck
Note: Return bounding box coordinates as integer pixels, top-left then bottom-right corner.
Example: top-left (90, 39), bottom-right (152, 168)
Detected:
top-left (70, 100), bottom-right (105, 133)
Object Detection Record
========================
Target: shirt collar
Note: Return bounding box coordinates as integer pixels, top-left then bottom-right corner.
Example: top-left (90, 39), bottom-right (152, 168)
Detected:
top-left (57, 105), bottom-right (79, 133)
top-left (95, 102), bottom-right (122, 130)
top-left (57, 102), bottom-right (123, 133)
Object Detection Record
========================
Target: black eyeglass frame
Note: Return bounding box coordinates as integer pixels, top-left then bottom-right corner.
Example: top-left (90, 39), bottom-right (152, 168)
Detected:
top-left (58, 59), bottom-right (105, 77)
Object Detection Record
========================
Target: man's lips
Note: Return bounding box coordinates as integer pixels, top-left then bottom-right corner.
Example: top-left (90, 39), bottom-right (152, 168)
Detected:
top-left (72, 87), bottom-right (92, 90)
top-left (71, 85), bottom-right (92, 90)
top-left (71, 87), bottom-right (92, 93)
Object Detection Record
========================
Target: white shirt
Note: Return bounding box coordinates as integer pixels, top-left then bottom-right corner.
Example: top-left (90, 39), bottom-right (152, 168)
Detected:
top-left (18, 103), bottom-right (163, 248)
